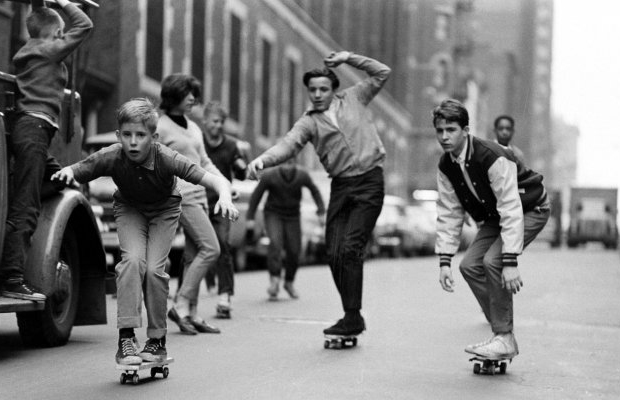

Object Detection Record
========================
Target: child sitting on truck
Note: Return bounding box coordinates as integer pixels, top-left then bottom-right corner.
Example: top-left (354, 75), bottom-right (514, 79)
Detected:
top-left (1, 0), bottom-right (92, 302)
top-left (51, 98), bottom-right (239, 365)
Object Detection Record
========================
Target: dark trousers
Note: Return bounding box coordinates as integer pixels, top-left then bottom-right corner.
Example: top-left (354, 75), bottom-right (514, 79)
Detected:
top-left (1, 115), bottom-right (61, 283)
top-left (264, 212), bottom-right (301, 282)
top-left (209, 212), bottom-right (235, 295)
top-left (326, 167), bottom-right (384, 312)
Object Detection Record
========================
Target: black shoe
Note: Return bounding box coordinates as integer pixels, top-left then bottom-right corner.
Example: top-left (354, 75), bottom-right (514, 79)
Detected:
top-left (167, 308), bottom-right (198, 335)
top-left (323, 314), bottom-right (366, 336)
top-left (191, 318), bottom-right (221, 334)
top-left (116, 336), bottom-right (142, 365)
top-left (139, 337), bottom-right (167, 362)
top-left (1, 281), bottom-right (46, 302)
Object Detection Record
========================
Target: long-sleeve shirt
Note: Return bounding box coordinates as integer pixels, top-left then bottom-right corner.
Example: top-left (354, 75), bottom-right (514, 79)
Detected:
top-left (258, 53), bottom-right (390, 178)
top-left (204, 134), bottom-right (245, 207)
top-left (435, 135), bottom-right (546, 256)
top-left (13, 2), bottom-right (93, 126)
top-left (72, 142), bottom-right (207, 211)
top-left (157, 113), bottom-right (224, 205)
top-left (246, 166), bottom-right (325, 220)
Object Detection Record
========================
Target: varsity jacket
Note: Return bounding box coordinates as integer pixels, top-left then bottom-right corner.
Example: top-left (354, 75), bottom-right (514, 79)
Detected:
top-left (435, 135), bottom-right (546, 258)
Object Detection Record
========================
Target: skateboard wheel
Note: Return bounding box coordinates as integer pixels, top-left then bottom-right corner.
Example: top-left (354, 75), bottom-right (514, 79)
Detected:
top-left (473, 363), bottom-right (481, 374)
top-left (120, 373), bottom-right (127, 384)
top-left (324, 340), bottom-right (330, 349)
top-left (151, 368), bottom-right (157, 378)
top-left (351, 337), bottom-right (358, 346)
top-left (132, 374), bottom-right (139, 384)
top-left (499, 362), bottom-right (507, 374)
top-left (163, 367), bottom-right (169, 378)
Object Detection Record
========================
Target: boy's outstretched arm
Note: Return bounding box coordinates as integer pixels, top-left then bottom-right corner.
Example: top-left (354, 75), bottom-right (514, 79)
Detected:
top-left (198, 173), bottom-right (239, 221)
top-left (51, 166), bottom-right (77, 187)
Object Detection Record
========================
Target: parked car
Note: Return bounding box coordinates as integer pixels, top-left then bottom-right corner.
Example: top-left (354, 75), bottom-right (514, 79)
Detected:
top-left (370, 195), bottom-right (409, 258)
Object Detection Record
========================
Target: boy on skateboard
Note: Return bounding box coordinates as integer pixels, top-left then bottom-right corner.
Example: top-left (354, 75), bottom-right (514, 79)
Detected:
top-left (247, 51), bottom-right (390, 340)
top-left (432, 99), bottom-right (549, 361)
top-left (52, 98), bottom-right (238, 365)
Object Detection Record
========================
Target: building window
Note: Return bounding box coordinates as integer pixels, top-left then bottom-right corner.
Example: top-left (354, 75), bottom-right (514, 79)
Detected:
top-left (191, 0), bottom-right (206, 84)
top-left (435, 13), bottom-right (450, 41)
top-left (145, 0), bottom-right (164, 82)
top-left (228, 13), bottom-right (242, 121)
top-left (260, 38), bottom-right (272, 137)
top-left (287, 58), bottom-right (298, 128)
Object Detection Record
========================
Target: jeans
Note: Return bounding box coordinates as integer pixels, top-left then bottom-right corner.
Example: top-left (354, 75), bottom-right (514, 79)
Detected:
top-left (264, 212), bottom-right (301, 282)
top-left (459, 206), bottom-right (550, 333)
top-left (114, 199), bottom-right (181, 339)
top-left (1, 115), bottom-right (61, 283)
top-left (326, 167), bottom-right (384, 312)
top-left (209, 212), bottom-right (235, 295)
top-left (178, 201), bottom-right (220, 305)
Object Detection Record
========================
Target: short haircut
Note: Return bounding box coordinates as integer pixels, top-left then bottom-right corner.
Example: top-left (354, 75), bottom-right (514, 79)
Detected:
top-left (431, 99), bottom-right (469, 128)
top-left (302, 68), bottom-right (340, 90)
top-left (203, 101), bottom-right (228, 120)
top-left (117, 98), bottom-right (159, 134)
top-left (159, 74), bottom-right (202, 112)
top-left (26, 7), bottom-right (62, 38)
top-left (494, 115), bottom-right (515, 129)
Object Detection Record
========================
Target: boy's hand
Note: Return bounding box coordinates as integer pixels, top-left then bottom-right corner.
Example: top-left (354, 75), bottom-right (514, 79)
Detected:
top-left (501, 267), bottom-right (523, 294)
top-left (439, 266), bottom-right (455, 293)
top-left (214, 199), bottom-right (239, 221)
top-left (246, 158), bottom-right (264, 180)
top-left (324, 51), bottom-right (351, 68)
top-left (51, 166), bottom-right (76, 187)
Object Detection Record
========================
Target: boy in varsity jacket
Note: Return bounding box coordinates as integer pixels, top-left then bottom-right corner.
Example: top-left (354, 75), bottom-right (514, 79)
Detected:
top-left (432, 99), bottom-right (549, 360)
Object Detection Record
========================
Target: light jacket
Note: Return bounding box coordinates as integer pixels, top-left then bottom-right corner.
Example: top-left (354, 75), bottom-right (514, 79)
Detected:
top-left (259, 53), bottom-right (389, 178)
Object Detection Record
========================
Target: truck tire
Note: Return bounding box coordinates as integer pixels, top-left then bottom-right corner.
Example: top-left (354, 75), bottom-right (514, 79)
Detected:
top-left (0, 121), bottom-right (7, 260)
top-left (17, 227), bottom-right (80, 347)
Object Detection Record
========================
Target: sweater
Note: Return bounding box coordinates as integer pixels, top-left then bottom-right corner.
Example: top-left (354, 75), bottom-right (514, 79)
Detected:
top-left (246, 166), bottom-right (325, 219)
top-left (157, 113), bottom-right (223, 205)
top-left (72, 142), bottom-right (207, 211)
top-left (13, 2), bottom-right (93, 125)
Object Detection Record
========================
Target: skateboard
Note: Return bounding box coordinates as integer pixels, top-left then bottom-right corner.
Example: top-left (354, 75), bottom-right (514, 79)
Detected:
top-left (116, 357), bottom-right (174, 384)
top-left (469, 356), bottom-right (511, 375)
top-left (323, 334), bottom-right (358, 350)
top-left (215, 304), bottom-right (231, 319)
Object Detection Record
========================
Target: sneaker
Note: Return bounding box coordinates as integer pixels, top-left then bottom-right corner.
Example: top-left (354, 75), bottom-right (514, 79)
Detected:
top-left (1, 281), bottom-right (46, 302)
top-left (464, 335), bottom-right (494, 354)
top-left (116, 336), bottom-right (142, 365)
top-left (139, 337), bottom-right (167, 362)
top-left (283, 281), bottom-right (299, 299)
top-left (167, 308), bottom-right (198, 335)
top-left (191, 318), bottom-right (221, 334)
top-left (471, 332), bottom-right (519, 359)
top-left (267, 276), bottom-right (280, 300)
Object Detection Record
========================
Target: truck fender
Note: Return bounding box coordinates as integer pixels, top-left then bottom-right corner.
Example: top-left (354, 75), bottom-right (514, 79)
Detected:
top-left (24, 189), bottom-right (107, 326)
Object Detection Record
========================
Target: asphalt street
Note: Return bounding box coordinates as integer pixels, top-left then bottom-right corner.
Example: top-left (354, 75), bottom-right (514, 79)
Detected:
top-left (0, 245), bottom-right (619, 400)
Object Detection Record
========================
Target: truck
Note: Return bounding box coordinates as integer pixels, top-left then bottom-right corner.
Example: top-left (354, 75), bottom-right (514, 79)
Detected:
top-left (566, 187), bottom-right (618, 249)
top-left (0, 0), bottom-right (107, 347)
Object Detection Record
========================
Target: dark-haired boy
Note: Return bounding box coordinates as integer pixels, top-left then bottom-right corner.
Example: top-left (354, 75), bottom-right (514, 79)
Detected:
top-left (247, 51), bottom-right (390, 337)
top-left (433, 99), bottom-right (549, 360)
top-left (1, 0), bottom-right (92, 301)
